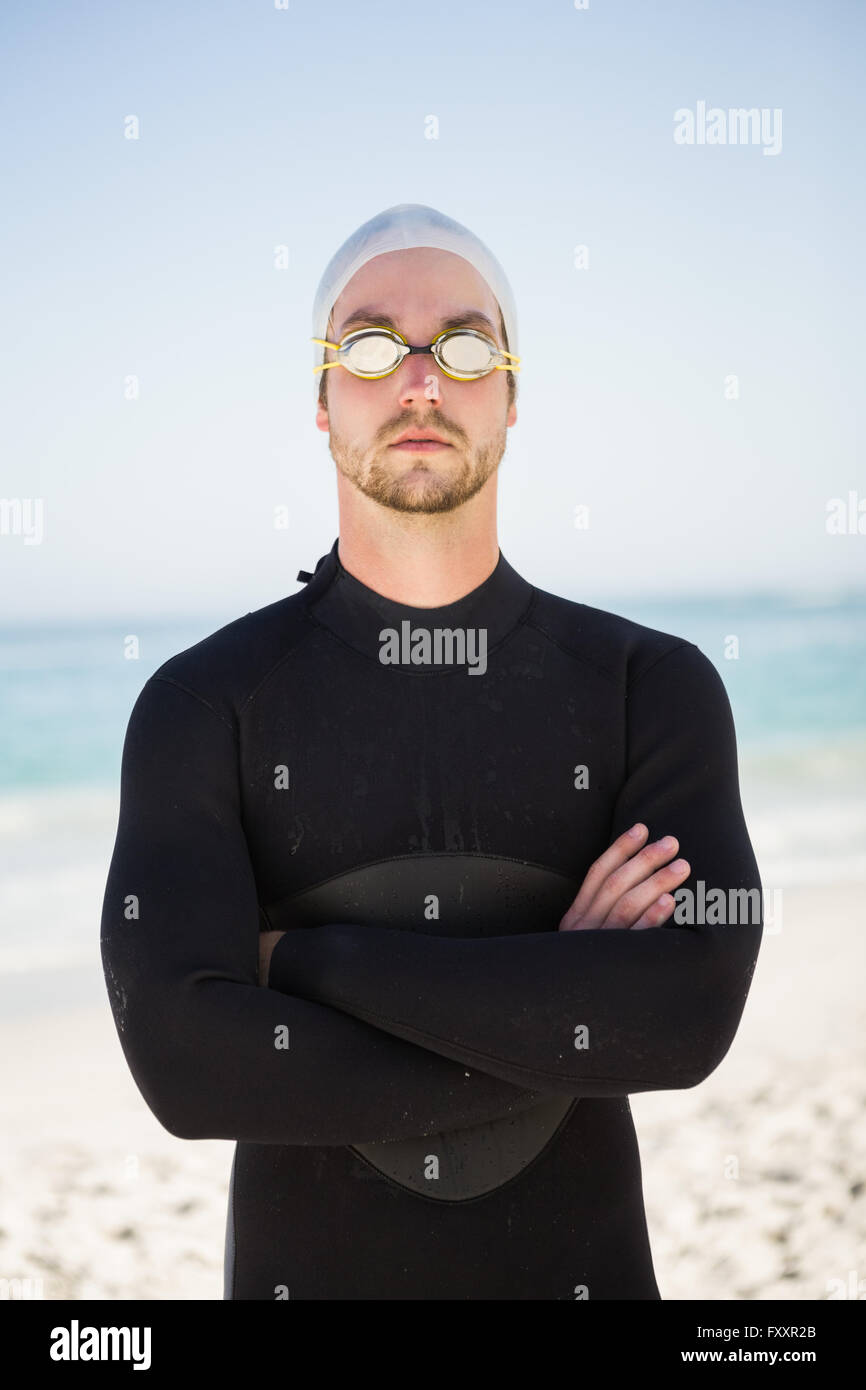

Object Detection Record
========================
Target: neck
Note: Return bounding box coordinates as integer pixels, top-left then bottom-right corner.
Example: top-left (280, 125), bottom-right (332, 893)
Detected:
top-left (335, 473), bottom-right (500, 606)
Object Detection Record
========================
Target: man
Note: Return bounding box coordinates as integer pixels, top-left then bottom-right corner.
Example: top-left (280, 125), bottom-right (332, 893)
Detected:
top-left (100, 203), bottom-right (763, 1300)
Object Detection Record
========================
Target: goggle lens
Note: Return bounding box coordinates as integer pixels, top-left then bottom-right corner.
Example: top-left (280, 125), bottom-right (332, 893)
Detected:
top-left (342, 332), bottom-right (401, 376)
top-left (437, 333), bottom-right (495, 375)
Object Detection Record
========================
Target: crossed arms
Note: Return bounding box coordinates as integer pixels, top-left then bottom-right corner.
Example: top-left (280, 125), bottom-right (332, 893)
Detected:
top-left (100, 642), bottom-right (762, 1146)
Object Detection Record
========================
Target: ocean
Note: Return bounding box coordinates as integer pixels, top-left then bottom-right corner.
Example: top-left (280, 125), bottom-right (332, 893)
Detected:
top-left (1, 591), bottom-right (864, 1014)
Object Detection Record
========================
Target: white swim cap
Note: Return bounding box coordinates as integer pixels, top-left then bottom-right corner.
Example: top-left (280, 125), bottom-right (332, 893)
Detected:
top-left (311, 202), bottom-right (518, 393)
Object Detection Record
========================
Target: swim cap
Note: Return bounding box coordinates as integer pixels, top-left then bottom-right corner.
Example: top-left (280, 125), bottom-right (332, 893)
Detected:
top-left (311, 202), bottom-right (518, 393)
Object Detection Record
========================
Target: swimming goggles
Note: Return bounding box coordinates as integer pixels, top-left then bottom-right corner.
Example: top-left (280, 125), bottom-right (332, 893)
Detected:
top-left (312, 326), bottom-right (521, 381)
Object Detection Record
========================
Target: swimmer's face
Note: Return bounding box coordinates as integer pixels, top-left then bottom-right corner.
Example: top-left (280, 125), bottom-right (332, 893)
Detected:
top-left (316, 247), bottom-right (517, 514)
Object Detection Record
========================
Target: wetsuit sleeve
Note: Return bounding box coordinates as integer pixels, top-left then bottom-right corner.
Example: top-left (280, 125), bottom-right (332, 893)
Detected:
top-left (99, 675), bottom-right (553, 1147)
top-left (267, 643), bottom-right (763, 1096)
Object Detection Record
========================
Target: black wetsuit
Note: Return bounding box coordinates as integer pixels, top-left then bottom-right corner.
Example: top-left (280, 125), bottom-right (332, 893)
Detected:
top-left (100, 539), bottom-right (763, 1300)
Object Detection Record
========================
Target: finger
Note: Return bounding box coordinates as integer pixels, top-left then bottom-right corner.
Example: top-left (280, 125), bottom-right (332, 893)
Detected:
top-left (559, 824), bottom-right (648, 929)
top-left (586, 836), bottom-right (681, 927)
top-left (598, 858), bottom-right (690, 929)
top-left (563, 832), bottom-right (681, 931)
top-left (630, 893), bottom-right (677, 931)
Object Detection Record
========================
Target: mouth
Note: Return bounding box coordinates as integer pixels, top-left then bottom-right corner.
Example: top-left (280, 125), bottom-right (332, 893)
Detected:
top-left (389, 439), bottom-right (451, 451)
top-left (389, 430), bottom-right (452, 450)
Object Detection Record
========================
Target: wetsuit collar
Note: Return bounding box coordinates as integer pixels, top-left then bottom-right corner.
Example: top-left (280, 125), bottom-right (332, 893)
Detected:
top-left (300, 537), bottom-right (535, 665)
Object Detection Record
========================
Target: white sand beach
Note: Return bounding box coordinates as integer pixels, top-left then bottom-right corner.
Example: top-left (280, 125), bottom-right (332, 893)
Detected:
top-left (0, 880), bottom-right (863, 1301)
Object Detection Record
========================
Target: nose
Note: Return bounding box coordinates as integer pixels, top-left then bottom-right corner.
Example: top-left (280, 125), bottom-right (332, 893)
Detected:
top-left (396, 351), bottom-right (442, 405)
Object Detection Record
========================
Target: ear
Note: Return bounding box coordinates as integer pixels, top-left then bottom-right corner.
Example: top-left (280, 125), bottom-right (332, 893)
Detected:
top-left (316, 401), bottom-right (330, 433)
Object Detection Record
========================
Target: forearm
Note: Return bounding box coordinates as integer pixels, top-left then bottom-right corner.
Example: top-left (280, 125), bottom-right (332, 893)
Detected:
top-left (103, 934), bottom-right (547, 1139)
top-left (102, 923), bottom-right (548, 1145)
top-left (267, 909), bottom-right (762, 1097)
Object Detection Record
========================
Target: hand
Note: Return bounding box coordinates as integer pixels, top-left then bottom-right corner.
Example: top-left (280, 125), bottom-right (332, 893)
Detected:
top-left (558, 824), bottom-right (690, 932)
top-left (258, 929), bottom-right (286, 985)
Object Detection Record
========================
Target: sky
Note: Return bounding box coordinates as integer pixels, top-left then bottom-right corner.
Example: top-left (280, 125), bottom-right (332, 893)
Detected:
top-left (1, 0), bottom-right (864, 621)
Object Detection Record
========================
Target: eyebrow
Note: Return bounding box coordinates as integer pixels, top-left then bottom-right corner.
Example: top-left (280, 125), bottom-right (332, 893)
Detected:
top-left (336, 306), bottom-right (498, 339)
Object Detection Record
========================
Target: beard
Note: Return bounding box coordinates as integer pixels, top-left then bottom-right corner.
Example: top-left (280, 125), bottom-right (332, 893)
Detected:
top-left (329, 424), bottom-right (507, 514)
